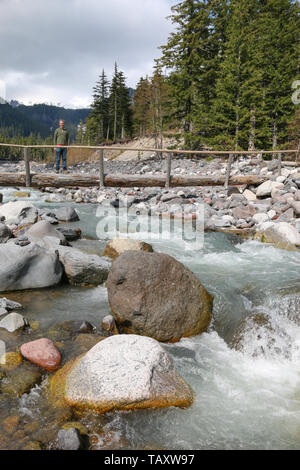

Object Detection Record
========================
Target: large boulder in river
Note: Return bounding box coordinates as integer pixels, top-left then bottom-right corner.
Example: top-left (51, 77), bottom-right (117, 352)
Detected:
top-left (107, 251), bottom-right (213, 342)
top-left (57, 246), bottom-right (110, 286)
top-left (49, 334), bottom-right (193, 413)
top-left (0, 242), bottom-right (63, 292)
top-left (103, 237), bottom-right (153, 259)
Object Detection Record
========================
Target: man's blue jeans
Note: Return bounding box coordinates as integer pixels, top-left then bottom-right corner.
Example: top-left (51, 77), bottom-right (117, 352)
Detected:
top-left (56, 148), bottom-right (67, 170)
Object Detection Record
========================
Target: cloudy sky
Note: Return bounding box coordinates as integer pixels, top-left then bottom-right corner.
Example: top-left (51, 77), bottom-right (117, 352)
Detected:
top-left (0, 0), bottom-right (176, 108)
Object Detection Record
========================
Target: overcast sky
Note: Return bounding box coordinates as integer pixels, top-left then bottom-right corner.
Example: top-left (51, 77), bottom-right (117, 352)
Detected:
top-left (0, 0), bottom-right (176, 108)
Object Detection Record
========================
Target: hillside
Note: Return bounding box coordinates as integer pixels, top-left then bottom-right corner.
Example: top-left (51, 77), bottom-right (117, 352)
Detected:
top-left (0, 103), bottom-right (50, 138)
top-left (0, 102), bottom-right (91, 140)
top-left (18, 104), bottom-right (90, 140)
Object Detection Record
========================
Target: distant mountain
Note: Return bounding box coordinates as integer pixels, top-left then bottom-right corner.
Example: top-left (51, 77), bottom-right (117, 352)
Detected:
top-left (18, 104), bottom-right (91, 140)
top-left (0, 103), bottom-right (50, 138)
top-left (0, 102), bottom-right (91, 140)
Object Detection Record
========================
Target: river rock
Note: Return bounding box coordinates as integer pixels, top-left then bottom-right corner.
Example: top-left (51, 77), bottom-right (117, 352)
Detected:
top-left (232, 205), bottom-right (256, 220)
top-left (20, 338), bottom-right (61, 371)
top-left (103, 237), bottom-right (153, 259)
top-left (0, 312), bottom-right (26, 332)
top-left (277, 208), bottom-right (294, 222)
top-left (0, 242), bottom-right (63, 292)
top-left (0, 201), bottom-right (34, 224)
top-left (256, 181), bottom-right (284, 198)
top-left (107, 251), bottom-right (213, 342)
top-left (263, 222), bottom-right (300, 247)
top-left (243, 189), bottom-right (256, 201)
top-left (101, 315), bottom-right (119, 335)
top-left (55, 428), bottom-right (84, 451)
top-left (54, 207), bottom-right (79, 222)
top-left (290, 200), bottom-right (300, 216)
top-left (57, 246), bottom-right (110, 286)
top-left (205, 215), bottom-right (231, 230)
top-left (253, 213), bottom-right (269, 224)
top-left (0, 363), bottom-right (42, 397)
top-left (0, 223), bottom-right (11, 243)
top-left (56, 227), bottom-right (81, 241)
top-left (18, 206), bottom-right (38, 226)
top-left (26, 220), bottom-right (67, 245)
top-left (49, 335), bottom-right (193, 413)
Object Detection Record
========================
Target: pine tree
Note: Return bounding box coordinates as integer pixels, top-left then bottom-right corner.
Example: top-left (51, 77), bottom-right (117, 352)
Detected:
top-left (108, 63), bottom-right (132, 141)
top-left (257, 0), bottom-right (300, 151)
top-left (90, 69), bottom-right (110, 142)
top-left (158, 0), bottom-right (230, 148)
top-left (133, 77), bottom-right (152, 136)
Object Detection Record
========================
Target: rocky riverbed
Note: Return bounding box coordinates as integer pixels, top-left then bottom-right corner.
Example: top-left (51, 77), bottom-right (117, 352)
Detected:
top-left (0, 155), bottom-right (299, 450)
top-left (1, 155), bottom-right (299, 250)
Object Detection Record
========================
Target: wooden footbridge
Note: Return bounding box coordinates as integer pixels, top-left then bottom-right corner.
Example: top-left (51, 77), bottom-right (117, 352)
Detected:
top-left (0, 143), bottom-right (299, 190)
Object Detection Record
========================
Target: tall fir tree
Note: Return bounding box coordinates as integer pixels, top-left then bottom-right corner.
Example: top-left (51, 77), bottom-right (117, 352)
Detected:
top-left (90, 69), bottom-right (110, 143)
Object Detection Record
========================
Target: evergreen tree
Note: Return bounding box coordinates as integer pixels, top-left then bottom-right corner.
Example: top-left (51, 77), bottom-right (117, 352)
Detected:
top-left (158, 0), bottom-right (229, 148)
top-left (90, 69), bottom-right (110, 142)
top-left (108, 63), bottom-right (132, 141)
top-left (133, 77), bottom-right (152, 136)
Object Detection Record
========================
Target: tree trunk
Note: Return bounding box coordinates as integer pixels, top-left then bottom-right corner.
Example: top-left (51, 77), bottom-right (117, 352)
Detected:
top-left (248, 108), bottom-right (256, 151)
top-left (113, 94), bottom-right (117, 142)
top-left (272, 120), bottom-right (277, 159)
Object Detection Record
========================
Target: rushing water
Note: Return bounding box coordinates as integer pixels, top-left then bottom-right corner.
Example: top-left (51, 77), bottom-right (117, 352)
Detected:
top-left (0, 187), bottom-right (300, 449)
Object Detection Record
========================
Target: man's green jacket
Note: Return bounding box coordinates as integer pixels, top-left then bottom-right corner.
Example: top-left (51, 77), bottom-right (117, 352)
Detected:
top-left (54, 128), bottom-right (70, 146)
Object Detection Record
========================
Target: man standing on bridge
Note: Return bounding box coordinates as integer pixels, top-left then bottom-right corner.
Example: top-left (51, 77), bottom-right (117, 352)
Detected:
top-left (54, 119), bottom-right (69, 173)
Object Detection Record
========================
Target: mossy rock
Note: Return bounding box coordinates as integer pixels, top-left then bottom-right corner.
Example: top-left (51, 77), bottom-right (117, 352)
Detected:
top-left (0, 363), bottom-right (42, 397)
top-left (13, 191), bottom-right (31, 198)
top-left (0, 351), bottom-right (23, 371)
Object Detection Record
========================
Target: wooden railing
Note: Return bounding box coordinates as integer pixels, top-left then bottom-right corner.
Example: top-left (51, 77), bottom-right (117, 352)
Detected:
top-left (0, 143), bottom-right (299, 189)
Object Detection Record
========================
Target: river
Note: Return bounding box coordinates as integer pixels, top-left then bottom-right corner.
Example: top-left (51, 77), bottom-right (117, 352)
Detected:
top-left (0, 186), bottom-right (299, 450)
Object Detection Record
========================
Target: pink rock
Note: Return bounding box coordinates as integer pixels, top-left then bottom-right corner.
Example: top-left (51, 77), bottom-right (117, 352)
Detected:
top-left (20, 338), bottom-right (61, 371)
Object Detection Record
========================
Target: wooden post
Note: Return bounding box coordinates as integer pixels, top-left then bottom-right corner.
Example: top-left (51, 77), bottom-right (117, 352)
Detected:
top-left (296, 140), bottom-right (300, 162)
top-left (24, 147), bottom-right (31, 187)
top-left (278, 153), bottom-right (282, 176)
top-left (225, 154), bottom-right (234, 189)
top-left (99, 149), bottom-right (104, 188)
top-left (165, 153), bottom-right (172, 188)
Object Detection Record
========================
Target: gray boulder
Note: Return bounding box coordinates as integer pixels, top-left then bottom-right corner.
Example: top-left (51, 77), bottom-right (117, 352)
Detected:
top-left (50, 335), bottom-right (193, 413)
top-left (0, 242), bottom-right (63, 292)
top-left (54, 207), bottom-right (79, 222)
top-left (107, 251), bottom-right (213, 342)
top-left (18, 206), bottom-right (38, 225)
top-left (256, 181), bottom-right (284, 198)
top-left (57, 246), bottom-right (110, 286)
top-left (26, 220), bottom-right (67, 245)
